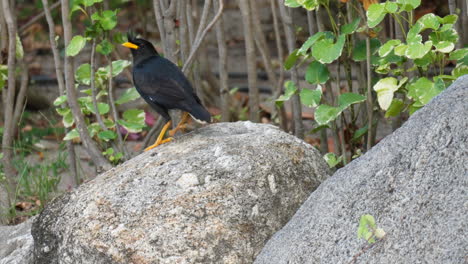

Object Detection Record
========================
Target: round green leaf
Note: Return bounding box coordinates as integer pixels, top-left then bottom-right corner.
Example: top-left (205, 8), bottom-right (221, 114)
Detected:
top-left (98, 130), bottom-right (117, 142)
top-left (434, 41), bottom-right (454, 53)
top-left (63, 111), bottom-right (74, 128)
top-left (285, 0), bottom-right (301, 8)
top-left (405, 41), bottom-right (432, 59)
top-left (66, 35), bottom-right (87, 57)
top-left (449, 48), bottom-right (468, 60)
top-left (298, 32), bottom-right (326, 55)
top-left (305, 61), bottom-right (329, 84)
top-left (394, 44), bottom-right (408, 56)
top-left (300, 86), bottom-right (322, 107)
top-left (75, 63), bottom-right (91, 85)
top-left (352, 38), bottom-right (381, 62)
top-left (441, 14), bottom-right (458, 24)
top-left (338, 93), bottom-right (366, 111)
top-left (379, 39), bottom-right (401, 57)
top-left (417, 13), bottom-right (440, 31)
top-left (373, 77), bottom-right (398, 110)
top-left (323, 152), bottom-right (342, 168)
top-left (385, 1), bottom-right (398, 13)
top-left (96, 39), bottom-right (114, 55)
top-left (63, 129), bottom-right (80, 141)
top-left (341, 18), bottom-right (361, 35)
top-left (284, 49), bottom-right (300, 70)
top-left (116, 87), bottom-right (140, 105)
top-left (367, 3), bottom-right (386, 28)
top-left (315, 104), bottom-right (341, 125)
top-left (53, 95), bottom-right (68, 106)
top-left (385, 98), bottom-right (405, 118)
top-left (312, 34), bottom-right (345, 64)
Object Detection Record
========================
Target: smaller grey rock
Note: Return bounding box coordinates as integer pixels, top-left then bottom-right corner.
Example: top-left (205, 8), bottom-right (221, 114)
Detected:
top-left (0, 217), bottom-right (35, 264)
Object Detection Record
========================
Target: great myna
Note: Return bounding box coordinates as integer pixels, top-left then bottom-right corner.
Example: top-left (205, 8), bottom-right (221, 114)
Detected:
top-left (122, 33), bottom-right (211, 151)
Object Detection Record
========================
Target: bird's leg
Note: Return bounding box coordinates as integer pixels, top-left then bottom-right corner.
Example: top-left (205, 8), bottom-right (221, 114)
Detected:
top-left (144, 121), bottom-right (173, 151)
top-left (169, 112), bottom-right (190, 137)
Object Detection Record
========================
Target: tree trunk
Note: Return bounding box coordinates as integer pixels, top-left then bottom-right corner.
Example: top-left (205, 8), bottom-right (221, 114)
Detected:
top-left (214, 0), bottom-right (230, 122)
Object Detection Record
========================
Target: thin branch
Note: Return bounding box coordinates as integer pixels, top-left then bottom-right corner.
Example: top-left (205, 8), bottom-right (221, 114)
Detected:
top-left (90, 39), bottom-right (107, 130)
top-left (153, 0), bottom-right (166, 50)
top-left (270, 0), bottom-right (287, 130)
top-left (1, 0), bottom-right (18, 218)
top-left (19, 1), bottom-right (61, 34)
top-left (366, 35), bottom-right (373, 151)
top-left (181, 0), bottom-right (224, 74)
top-left (61, 0), bottom-right (111, 173)
top-left (41, 0), bottom-right (78, 186)
top-left (214, 0), bottom-right (230, 122)
top-left (278, 0), bottom-right (304, 138)
top-left (238, 0), bottom-right (260, 122)
top-left (106, 55), bottom-right (127, 160)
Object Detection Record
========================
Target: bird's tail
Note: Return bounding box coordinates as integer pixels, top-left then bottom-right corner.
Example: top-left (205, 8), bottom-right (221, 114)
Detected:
top-left (188, 103), bottom-right (211, 124)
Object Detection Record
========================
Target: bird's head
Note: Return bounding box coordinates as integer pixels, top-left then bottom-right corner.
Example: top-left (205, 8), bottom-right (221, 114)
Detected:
top-left (122, 32), bottom-right (159, 63)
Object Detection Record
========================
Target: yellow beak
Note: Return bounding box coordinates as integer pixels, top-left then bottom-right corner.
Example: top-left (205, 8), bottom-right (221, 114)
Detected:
top-left (122, 42), bottom-right (139, 49)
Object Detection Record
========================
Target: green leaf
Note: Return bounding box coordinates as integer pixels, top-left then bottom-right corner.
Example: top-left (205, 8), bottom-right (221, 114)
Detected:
top-left (379, 39), bottom-right (401, 57)
top-left (449, 48), bottom-right (468, 60)
top-left (441, 14), bottom-right (458, 24)
top-left (75, 63), bottom-right (91, 85)
top-left (385, 98), bottom-right (405, 118)
top-left (298, 32), bottom-right (326, 55)
top-left (63, 129), bottom-right (80, 141)
top-left (373, 77), bottom-right (407, 110)
top-left (63, 111), bottom-right (74, 128)
top-left (323, 152), bottom-right (342, 168)
top-left (408, 77), bottom-right (444, 106)
top-left (123, 109), bottom-right (145, 123)
top-left (56, 107), bottom-right (70, 116)
top-left (284, 49), bottom-right (300, 70)
top-left (92, 10), bottom-right (118, 30)
top-left (352, 125), bottom-right (368, 142)
top-left (116, 87), bottom-right (140, 105)
top-left (98, 130), bottom-right (117, 141)
top-left (341, 18), bottom-right (361, 35)
top-left (358, 214), bottom-right (377, 243)
top-left (312, 34), bottom-right (346, 64)
top-left (85, 102), bottom-right (110, 115)
top-left (405, 41), bottom-right (432, 59)
top-left (96, 39), bottom-right (114, 55)
top-left (452, 65), bottom-right (468, 78)
top-left (300, 86), bottom-right (322, 107)
top-left (385, 1), bottom-right (398, 13)
top-left (66, 35), bottom-right (87, 57)
top-left (117, 119), bottom-right (145, 133)
top-left (305, 61), bottom-right (329, 84)
top-left (397, 0), bottom-right (421, 11)
top-left (297, 0), bottom-right (319, 10)
top-left (367, 3), bottom-right (386, 28)
top-left (15, 34), bottom-right (24, 59)
top-left (414, 51), bottom-right (434, 67)
top-left (315, 104), bottom-right (341, 125)
top-left (109, 60), bottom-right (131, 77)
top-left (394, 44), bottom-right (408, 56)
top-left (353, 38), bottom-right (381, 62)
top-left (53, 95), bottom-right (68, 106)
top-left (82, 0), bottom-right (103, 7)
top-left (284, 0), bottom-right (301, 8)
top-left (338, 93), bottom-right (366, 111)
top-left (417, 13), bottom-right (440, 31)
top-left (434, 41), bottom-right (454, 53)
top-left (276, 81), bottom-right (297, 107)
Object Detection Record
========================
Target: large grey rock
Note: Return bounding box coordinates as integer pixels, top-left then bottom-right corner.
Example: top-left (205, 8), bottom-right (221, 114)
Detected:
top-left (32, 121), bottom-right (330, 264)
top-left (255, 76), bottom-right (468, 264)
top-left (0, 217), bottom-right (35, 264)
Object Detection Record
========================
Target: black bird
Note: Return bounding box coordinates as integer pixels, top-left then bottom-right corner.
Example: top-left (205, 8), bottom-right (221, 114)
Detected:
top-left (122, 33), bottom-right (211, 151)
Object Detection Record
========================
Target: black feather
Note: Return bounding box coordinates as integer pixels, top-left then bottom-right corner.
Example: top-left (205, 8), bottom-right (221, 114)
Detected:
top-left (124, 35), bottom-right (211, 124)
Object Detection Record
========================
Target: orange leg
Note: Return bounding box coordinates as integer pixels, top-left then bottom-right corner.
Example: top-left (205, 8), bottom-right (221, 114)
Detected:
top-left (144, 121), bottom-right (173, 151)
top-left (169, 112), bottom-right (190, 137)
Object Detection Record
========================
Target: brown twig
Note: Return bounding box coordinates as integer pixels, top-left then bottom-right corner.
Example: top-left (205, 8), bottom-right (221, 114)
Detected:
top-left (19, 1), bottom-right (61, 34)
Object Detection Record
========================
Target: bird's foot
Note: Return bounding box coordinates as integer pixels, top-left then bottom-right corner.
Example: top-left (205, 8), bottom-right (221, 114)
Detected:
top-left (144, 137), bottom-right (173, 152)
top-left (169, 124), bottom-right (187, 137)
